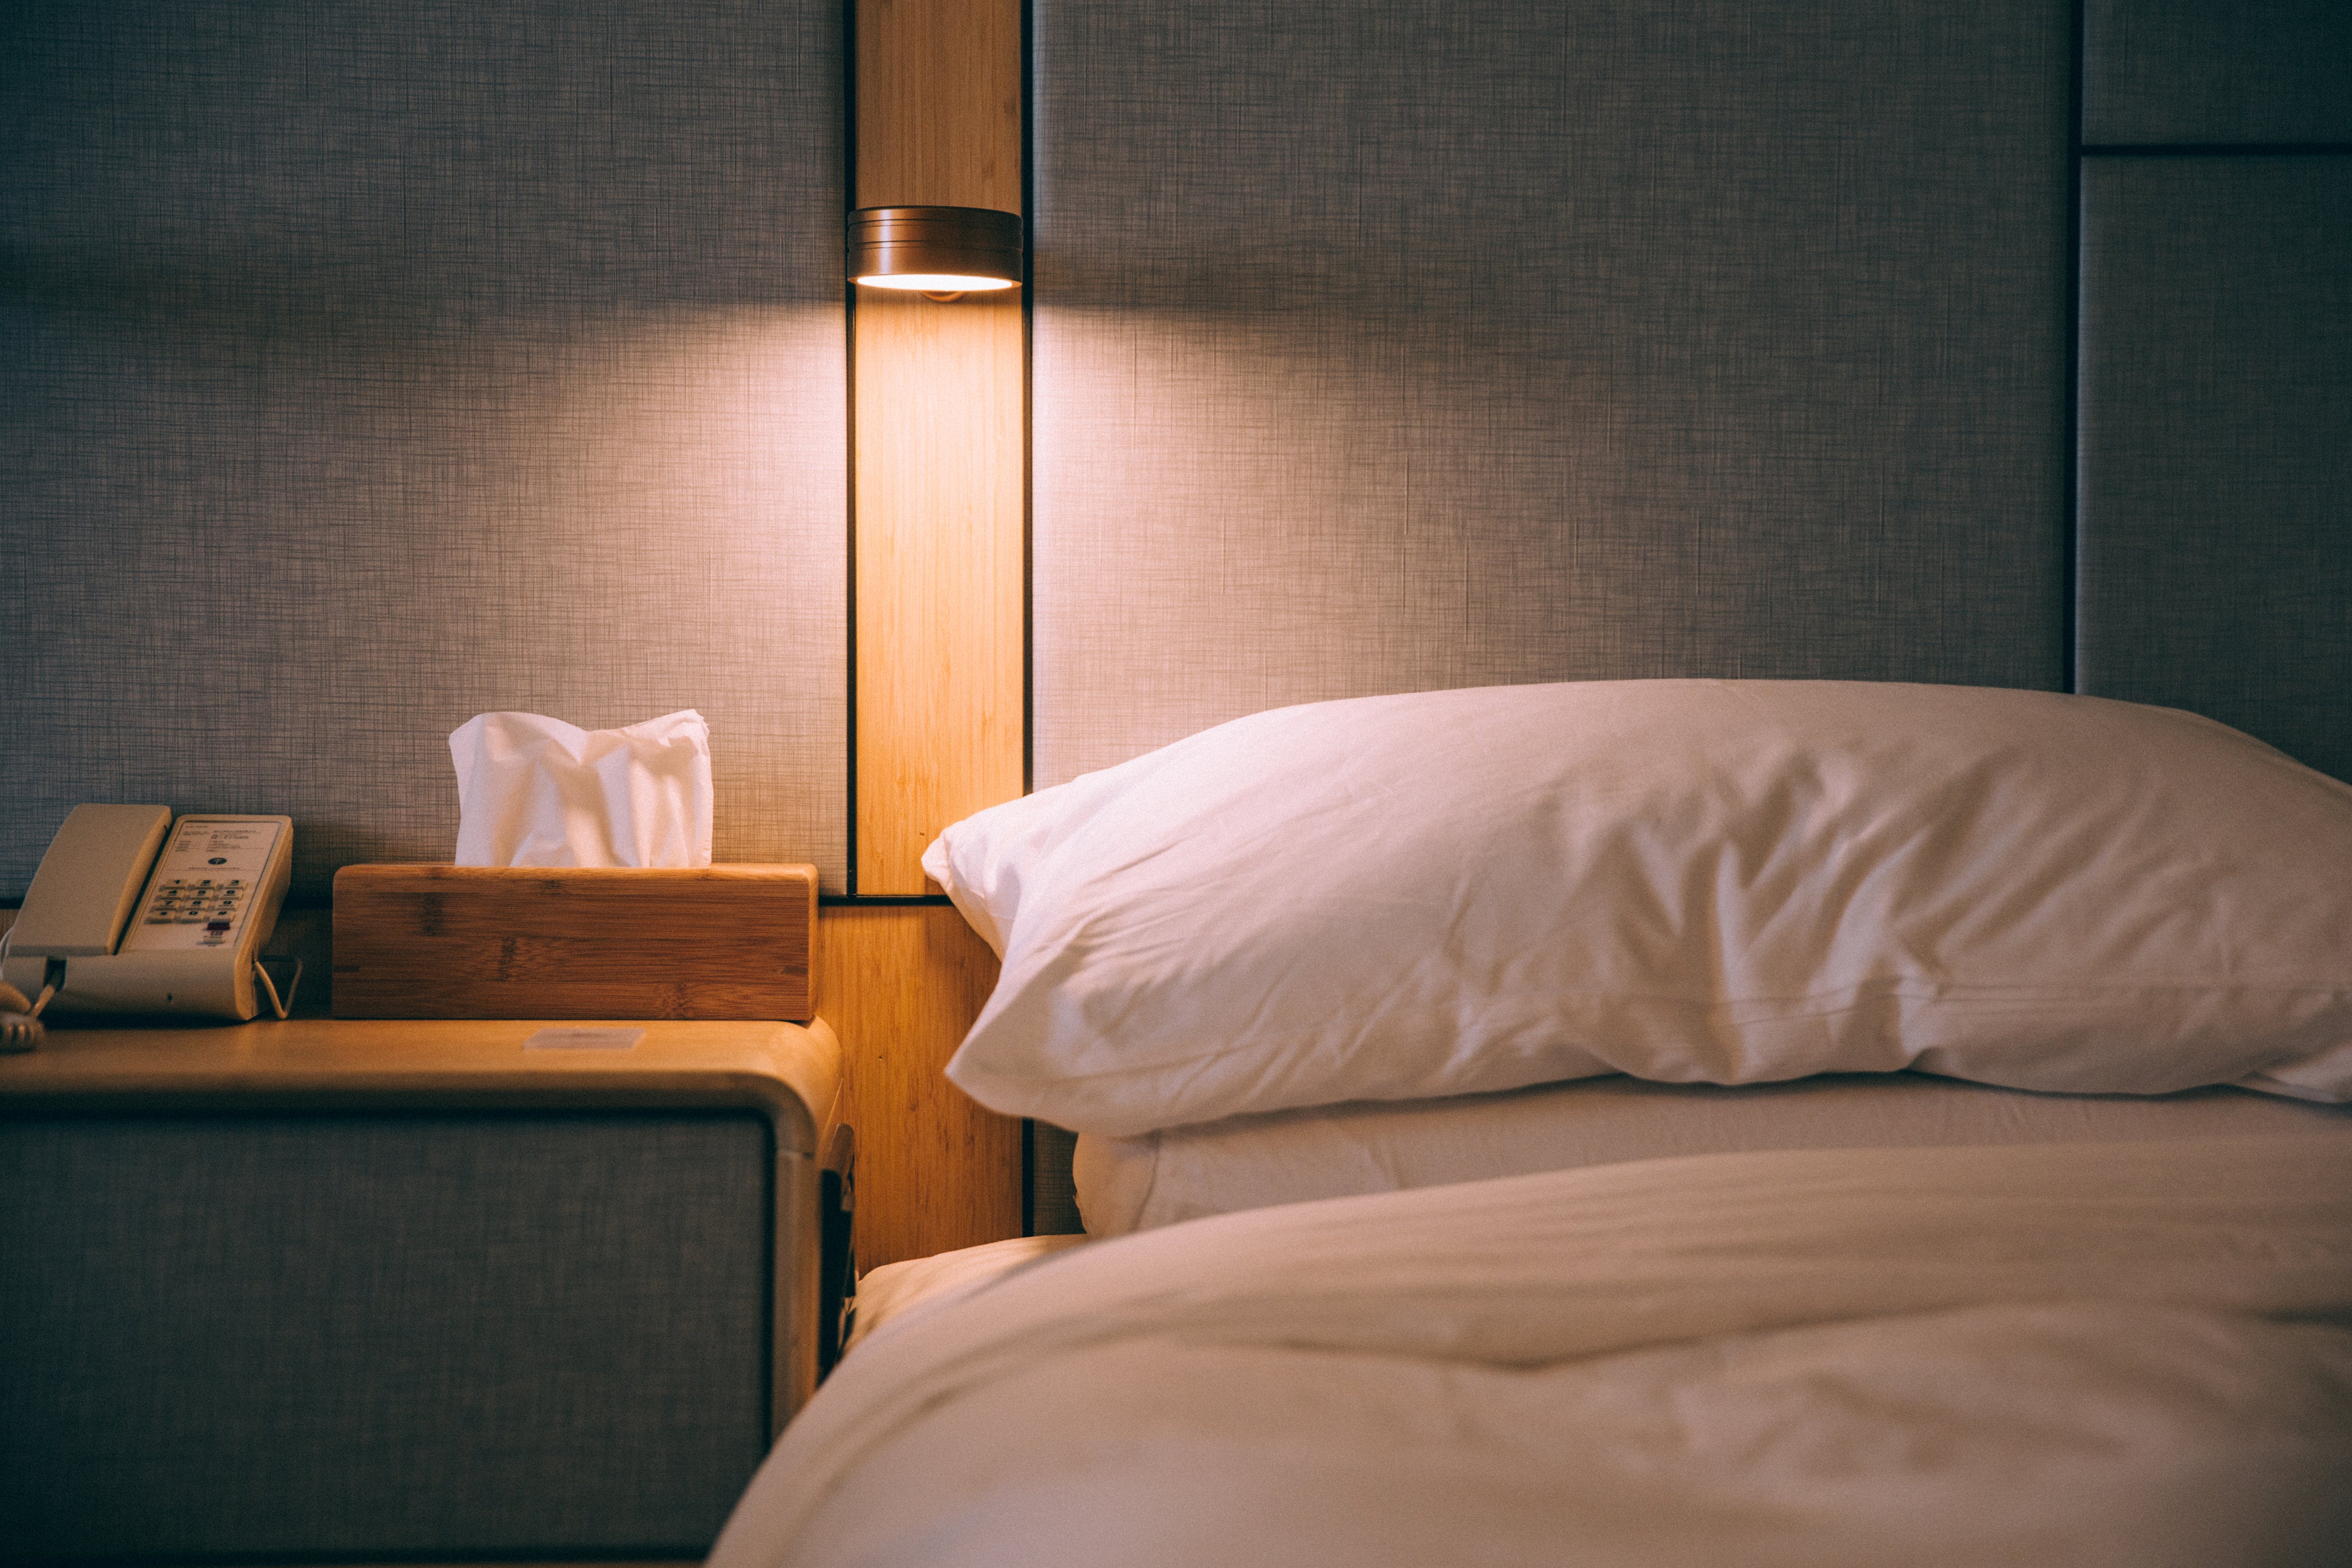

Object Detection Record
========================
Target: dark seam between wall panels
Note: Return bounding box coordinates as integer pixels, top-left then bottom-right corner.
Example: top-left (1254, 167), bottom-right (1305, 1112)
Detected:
top-left (842, 0), bottom-right (864, 899)
top-left (2064, 0), bottom-right (2086, 692)
top-left (1019, 0), bottom-right (1040, 1237)
top-left (1022, 0), bottom-right (1038, 805)
top-left (2082, 143), bottom-right (2352, 156)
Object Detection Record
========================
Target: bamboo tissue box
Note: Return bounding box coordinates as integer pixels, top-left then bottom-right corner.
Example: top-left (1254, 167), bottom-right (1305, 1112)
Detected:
top-left (331, 864), bottom-right (817, 1021)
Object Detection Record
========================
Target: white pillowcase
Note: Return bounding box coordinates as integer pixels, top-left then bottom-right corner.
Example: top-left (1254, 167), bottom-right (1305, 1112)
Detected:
top-left (924, 681), bottom-right (2352, 1136)
top-left (1073, 1077), bottom-right (2352, 1236)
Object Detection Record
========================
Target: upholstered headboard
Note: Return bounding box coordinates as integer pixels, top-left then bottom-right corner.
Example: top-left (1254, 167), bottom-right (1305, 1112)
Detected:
top-left (0, 0), bottom-right (849, 899)
top-left (1031, 0), bottom-right (2074, 785)
top-left (2075, 1), bottom-right (2352, 784)
top-left (1023, 0), bottom-right (2351, 1230)
top-left (1030, 0), bottom-right (2349, 790)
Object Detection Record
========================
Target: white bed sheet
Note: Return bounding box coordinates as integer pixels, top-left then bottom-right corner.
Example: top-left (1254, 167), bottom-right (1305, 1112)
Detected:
top-left (1076, 1071), bottom-right (2352, 1234)
top-left (849, 1234), bottom-right (1090, 1353)
top-left (715, 1135), bottom-right (2352, 1568)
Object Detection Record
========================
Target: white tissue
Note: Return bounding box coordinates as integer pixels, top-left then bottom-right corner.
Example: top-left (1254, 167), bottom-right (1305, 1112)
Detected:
top-left (450, 710), bottom-right (713, 868)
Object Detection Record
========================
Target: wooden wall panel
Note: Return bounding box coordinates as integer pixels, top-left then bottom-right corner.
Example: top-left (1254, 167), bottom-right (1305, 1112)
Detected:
top-left (853, 0), bottom-right (1026, 896)
top-left (817, 904), bottom-right (1022, 1269)
top-left (855, 0), bottom-right (1022, 211)
top-left (843, 0), bottom-right (1026, 1255)
top-left (853, 291), bottom-right (1026, 893)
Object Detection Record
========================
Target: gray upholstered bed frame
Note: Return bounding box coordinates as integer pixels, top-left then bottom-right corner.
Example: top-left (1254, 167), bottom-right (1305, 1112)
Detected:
top-left (1020, 0), bottom-right (2351, 1228)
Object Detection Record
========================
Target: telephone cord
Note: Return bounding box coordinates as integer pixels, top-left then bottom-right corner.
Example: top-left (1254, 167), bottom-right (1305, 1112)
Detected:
top-left (0, 929), bottom-right (57, 1050)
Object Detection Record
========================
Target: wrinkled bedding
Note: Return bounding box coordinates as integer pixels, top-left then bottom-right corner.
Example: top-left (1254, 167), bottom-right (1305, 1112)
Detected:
top-left (712, 1136), bottom-right (2352, 1567)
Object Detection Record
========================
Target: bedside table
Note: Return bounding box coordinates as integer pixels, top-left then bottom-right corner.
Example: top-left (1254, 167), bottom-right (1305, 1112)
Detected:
top-left (0, 1016), bottom-right (849, 1565)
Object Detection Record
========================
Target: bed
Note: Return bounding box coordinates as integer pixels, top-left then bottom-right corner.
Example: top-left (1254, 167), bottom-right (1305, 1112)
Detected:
top-left (711, 679), bottom-right (2352, 1566)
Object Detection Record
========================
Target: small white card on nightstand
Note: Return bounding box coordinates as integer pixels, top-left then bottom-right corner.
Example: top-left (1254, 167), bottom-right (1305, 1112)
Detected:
top-left (524, 1028), bottom-right (645, 1051)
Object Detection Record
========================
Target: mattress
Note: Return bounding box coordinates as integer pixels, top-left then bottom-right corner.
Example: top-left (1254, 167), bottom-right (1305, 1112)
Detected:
top-left (716, 1135), bottom-right (2352, 1567)
top-left (1075, 1071), bottom-right (2352, 1235)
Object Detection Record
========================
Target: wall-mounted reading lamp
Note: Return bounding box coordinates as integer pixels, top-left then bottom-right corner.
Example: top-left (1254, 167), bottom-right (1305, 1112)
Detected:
top-left (848, 206), bottom-right (1023, 301)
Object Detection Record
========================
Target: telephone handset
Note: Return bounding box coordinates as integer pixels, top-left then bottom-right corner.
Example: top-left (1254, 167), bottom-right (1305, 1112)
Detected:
top-left (2, 805), bottom-right (297, 1031)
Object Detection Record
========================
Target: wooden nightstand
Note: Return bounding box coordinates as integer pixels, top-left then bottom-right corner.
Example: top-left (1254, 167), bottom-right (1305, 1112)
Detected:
top-left (0, 1016), bottom-right (849, 1564)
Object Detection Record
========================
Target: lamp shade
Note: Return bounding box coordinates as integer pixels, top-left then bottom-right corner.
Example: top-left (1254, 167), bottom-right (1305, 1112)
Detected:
top-left (848, 206), bottom-right (1024, 292)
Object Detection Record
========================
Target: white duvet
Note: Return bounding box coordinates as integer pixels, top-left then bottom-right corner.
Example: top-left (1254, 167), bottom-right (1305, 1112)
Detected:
top-left (711, 1137), bottom-right (2352, 1567)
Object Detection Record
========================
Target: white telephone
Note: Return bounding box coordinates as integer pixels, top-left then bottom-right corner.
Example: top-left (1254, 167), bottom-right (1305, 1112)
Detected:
top-left (2, 804), bottom-right (297, 1036)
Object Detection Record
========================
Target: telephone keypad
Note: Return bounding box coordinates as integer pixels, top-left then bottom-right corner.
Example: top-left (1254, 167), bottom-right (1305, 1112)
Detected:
top-left (119, 819), bottom-right (286, 953)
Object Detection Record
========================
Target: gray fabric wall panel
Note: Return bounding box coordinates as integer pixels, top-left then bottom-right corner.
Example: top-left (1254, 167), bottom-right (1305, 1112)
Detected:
top-left (2077, 158), bottom-right (2352, 784)
top-left (1, 1), bottom-right (848, 899)
top-left (0, 1112), bottom-right (770, 1559)
top-left (1032, 0), bottom-right (2072, 784)
top-left (2084, 0), bottom-right (2352, 145)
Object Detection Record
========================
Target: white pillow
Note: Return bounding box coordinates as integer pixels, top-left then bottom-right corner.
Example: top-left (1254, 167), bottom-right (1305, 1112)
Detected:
top-left (1073, 1077), bottom-right (2352, 1236)
top-left (924, 681), bottom-right (2352, 1136)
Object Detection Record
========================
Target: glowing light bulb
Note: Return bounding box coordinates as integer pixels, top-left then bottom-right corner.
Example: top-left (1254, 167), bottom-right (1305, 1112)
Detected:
top-left (854, 273), bottom-right (1019, 292)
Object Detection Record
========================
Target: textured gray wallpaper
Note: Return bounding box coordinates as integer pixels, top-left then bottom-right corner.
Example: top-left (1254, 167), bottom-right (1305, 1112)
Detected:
top-left (1, 0), bottom-right (848, 899)
top-left (1031, 0), bottom-right (2072, 784)
top-left (2085, 0), bottom-right (2352, 145)
top-left (2078, 158), bottom-right (2352, 784)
